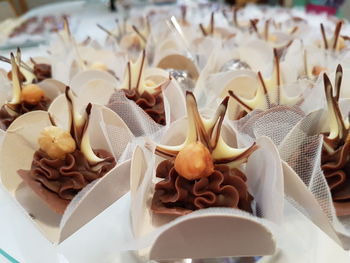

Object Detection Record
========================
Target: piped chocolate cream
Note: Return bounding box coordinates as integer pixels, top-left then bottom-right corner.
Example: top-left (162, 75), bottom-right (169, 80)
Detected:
top-left (108, 50), bottom-right (167, 125)
top-left (32, 59), bottom-right (52, 82)
top-left (229, 48), bottom-right (302, 118)
top-left (18, 87), bottom-right (116, 214)
top-left (151, 92), bottom-right (257, 216)
top-left (321, 65), bottom-right (350, 216)
top-left (0, 50), bottom-right (51, 130)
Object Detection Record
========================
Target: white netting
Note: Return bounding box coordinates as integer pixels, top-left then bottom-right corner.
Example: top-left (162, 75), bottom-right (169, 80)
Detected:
top-left (106, 90), bottom-right (164, 137)
top-left (231, 105), bottom-right (350, 244)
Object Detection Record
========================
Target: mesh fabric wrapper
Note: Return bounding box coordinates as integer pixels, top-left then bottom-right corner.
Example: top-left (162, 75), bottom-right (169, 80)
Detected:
top-left (231, 105), bottom-right (350, 241)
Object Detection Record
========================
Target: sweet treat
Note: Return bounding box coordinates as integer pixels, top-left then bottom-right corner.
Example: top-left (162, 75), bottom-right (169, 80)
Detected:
top-left (319, 21), bottom-right (346, 52)
top-left (321, 65), bottom-right (350, 216)
top-left (18, 87), bottom-right (116, 214)
top-left (0, 51), bottom-right (50, 130)
top-left (108, 50), bottom-right (167, 125)
top-left (1, 53), bottom-right (52, 83)
top-left (151, 92), bottom-right (257, 216)
top-left (199, 12), bottom-right (235, 39)
top-left (229, 48), bottom-right (302, 116)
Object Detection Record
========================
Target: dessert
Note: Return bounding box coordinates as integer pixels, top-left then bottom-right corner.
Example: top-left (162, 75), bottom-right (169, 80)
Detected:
top-left (321, 65), bottom-right (350, 216)
top-left (229, 48), bottom-right (302, 115)
top-left (151, 92), bottom-right (257, 215)
top-left (17, 87), bottom-right (116, 214)
top-left (318, 21), bottom-right (346, 52)
top-left (199, 12), bottom-right (235, 40)
top-left (109, 50), bottom-right (168, 125)
top-left (0, 53), bottom-right (52, 83)
top-left (0, 51), bottom-right (51, 130)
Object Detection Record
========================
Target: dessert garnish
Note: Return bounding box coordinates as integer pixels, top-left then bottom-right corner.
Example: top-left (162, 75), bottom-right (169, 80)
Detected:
top-left (0, 49), bottom-right (51, 83)
top-left (319, 21), bottom-right (346, 52)
top-left (112, 50), bottom-right (169, 125)
top-left (199, 12), bottom-right (215, 37)
top-left (199, 12), bottom-right (235, 39)
top-left (0, 50), bottom-right (50, 130)
top-left (229, 48), bottom-right (301, 113)
top-left (151, 92), bottom-right (257, 215)
top-left (249, 19), bottom-right (295, 48)
top-left (321, 65), bottom-right (350, 216)
top-left (17, 87), bottom-right (116, 214)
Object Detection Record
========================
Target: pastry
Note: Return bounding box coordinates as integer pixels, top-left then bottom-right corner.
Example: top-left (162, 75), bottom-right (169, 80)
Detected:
top-left (0, 50), bottom-right (51, 130)
top-left (321, 65), bottom-right (350, 216)
top-left (18, 87), bottom-right (116, 214)
top-left (151, 92), bottom-right (257, 215)
top-left (109, 50), bottom-right (168, 125)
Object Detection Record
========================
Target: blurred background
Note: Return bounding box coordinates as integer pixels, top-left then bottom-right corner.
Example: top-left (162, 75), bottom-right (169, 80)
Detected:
top-left (0, 0), bottom-right (349, 21)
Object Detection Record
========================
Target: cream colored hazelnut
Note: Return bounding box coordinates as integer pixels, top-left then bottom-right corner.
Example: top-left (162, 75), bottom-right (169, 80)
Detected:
top-left (120, 33), bottom-right (142, 50)
top-left (312, 66), bottom-right (327, 76)
top-left (338, 37), bottom-right (346, 50)
top-left (38, 126), bottom-right (76, 160)
top-left (90, 62), bottom-right (108, 71)
top-left (174, 142), bottom-right (214, 180)
top-left (144, 79), bottom-right (156, 88)
top-left (21, 84), bottom-right (45, 105)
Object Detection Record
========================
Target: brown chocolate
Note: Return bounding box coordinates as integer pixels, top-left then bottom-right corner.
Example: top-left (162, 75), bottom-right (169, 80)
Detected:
top-left (322, 137), bottom-right (350, 216)
top-left (18, 149), bottom-right (116, 214)
top-left (122, 88), bottom-right (165, 125)
top-left (151, 160), bottom-right (253, 216)
top-left (0, 97), bottom-right (50, 130)
top-left (33, 63), bottom-right (52, 82)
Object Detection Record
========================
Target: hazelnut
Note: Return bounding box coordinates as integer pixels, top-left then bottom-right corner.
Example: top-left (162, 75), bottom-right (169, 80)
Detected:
top-left (90, 62), bottom-right (108, 72)
top-left (38, 126), bottom-right (76, 160)
top-left (337, 37), bottom-right (346, 51)
top-left (312, 66), bottom-right (327, 76)
top-left (144, 79), bottom-right (156, 88)
top-left (174, 142), bottom-right (214, 180)
top-left (21, 84), bottom-right (45, 105)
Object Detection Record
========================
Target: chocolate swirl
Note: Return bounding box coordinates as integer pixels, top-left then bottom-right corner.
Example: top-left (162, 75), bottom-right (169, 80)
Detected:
top-left (33, 63), bottom-right (52, 82)
top-left (322, 138), bottom-right (350, 216)
top-left (18, 149), bottom-right (116, 214)
top-left (122, 88), bottom-right (166, 125)
top-left (0, 97), bottom-right (50, 130)
top-left (151, 160), bottom-right (253, 216)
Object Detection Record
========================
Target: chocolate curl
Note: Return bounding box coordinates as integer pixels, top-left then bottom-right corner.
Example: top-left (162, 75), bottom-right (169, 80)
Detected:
top-left (323, 65), bottom-right (348, 152)
top-left (131, 25), bottom-right (147, 44)
top-left (320, 23), bottom-right (328, 50)
top-left (332, 21), bottom-right (343, 51)
top-left (65, 86), bottom-right (87, 146)
top-left (80, 103), bottom-right (106, 165)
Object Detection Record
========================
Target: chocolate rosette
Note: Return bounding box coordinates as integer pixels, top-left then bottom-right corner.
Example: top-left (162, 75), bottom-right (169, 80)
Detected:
top-left (321, 65), bottom-right (350, 216)
top-left (0, 49), bottom-right (61, 130)
top-left (18, 87), bottom-right (116, 214)
top-left (151, 92), bottom-right (257, 216)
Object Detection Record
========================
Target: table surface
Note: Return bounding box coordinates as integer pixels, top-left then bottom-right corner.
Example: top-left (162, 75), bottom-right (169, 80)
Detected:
top-left (0, 1), bottom-right (350, 263)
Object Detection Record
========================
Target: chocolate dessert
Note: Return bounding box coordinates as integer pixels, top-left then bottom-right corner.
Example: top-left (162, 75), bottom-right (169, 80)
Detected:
top-left (321, 65), bottom-right (350, 216)
top-left (18, 87), bottom-right (116, 214)
top-left (151, 92), bottom-right (257, 216)
top-left (0, 51), bottom-right (51, 130)
top-left (108, 50), bottom-right (167, 125)
top-left (229, 48), bottom-right (302, 117)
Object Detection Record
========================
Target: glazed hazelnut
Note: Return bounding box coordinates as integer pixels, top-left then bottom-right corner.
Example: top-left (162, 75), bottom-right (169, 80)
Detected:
top-left (174, 142), bottom-right (214, 180)
top-left (90, 62), bottom-right (108, 71)
top-left (38, 126), bottom-right (76, 160)
top-left (312, 66), bottom-right (327, 76)
top-left (21, 84), bottom-right (45, 105)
